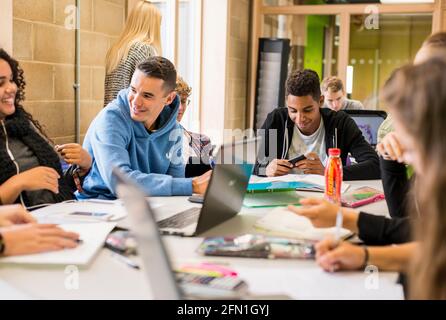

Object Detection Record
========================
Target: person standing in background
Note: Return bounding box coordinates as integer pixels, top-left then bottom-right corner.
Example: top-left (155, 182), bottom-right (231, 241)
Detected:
top-left (103, 0), bottom-right (162, 106)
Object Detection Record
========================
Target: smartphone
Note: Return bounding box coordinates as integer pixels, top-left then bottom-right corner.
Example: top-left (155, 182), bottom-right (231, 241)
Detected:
top-left (288, 154), bottom-right (306, 165)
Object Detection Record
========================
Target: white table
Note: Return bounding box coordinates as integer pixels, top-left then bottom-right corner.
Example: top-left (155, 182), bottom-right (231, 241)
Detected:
top-left (0, 179), bottom-right (403, 300)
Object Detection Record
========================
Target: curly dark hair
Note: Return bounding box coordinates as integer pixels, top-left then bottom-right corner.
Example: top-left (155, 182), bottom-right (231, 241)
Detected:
top-left (286, 69), bottom-right (321, 101)
top-left (0, 48), bottom-right (47, 137)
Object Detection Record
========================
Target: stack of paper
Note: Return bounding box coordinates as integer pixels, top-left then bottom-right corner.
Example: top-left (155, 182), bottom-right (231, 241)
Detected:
top-left (254, 207), bottom-right (352, 241)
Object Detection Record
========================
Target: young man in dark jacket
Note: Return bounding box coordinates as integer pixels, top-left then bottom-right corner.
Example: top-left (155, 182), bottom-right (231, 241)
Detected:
top-left (254, 69), bottom-right (380, 181)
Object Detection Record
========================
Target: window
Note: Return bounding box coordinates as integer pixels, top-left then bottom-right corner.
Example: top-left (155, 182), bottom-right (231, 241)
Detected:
top-left (348, 14), bottom-right (432, 108)
top-left (152, 0), bottom-right (202, 131)
top-left (249, 2), bottom-right (439, 124)
top-left (263, 14), bottom-right (340, 79)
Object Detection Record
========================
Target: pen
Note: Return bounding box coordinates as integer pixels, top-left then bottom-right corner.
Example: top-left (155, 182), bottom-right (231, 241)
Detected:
top-left (110, 252), bottom-right (140, 270)
top-left (334, 207), bottom-right (343, 245)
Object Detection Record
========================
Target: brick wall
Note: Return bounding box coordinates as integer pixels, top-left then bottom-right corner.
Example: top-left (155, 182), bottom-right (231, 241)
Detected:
top-left (12, 0), bottom-right (125, 144)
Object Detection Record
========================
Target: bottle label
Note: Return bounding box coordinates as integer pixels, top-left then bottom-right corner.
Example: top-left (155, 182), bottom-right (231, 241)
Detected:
top-left (325, 157), bottom-right (342, 203)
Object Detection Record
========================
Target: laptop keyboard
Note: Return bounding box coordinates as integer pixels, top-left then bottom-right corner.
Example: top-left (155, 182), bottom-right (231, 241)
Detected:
top-left (157, 207), bottom-right (201, 229)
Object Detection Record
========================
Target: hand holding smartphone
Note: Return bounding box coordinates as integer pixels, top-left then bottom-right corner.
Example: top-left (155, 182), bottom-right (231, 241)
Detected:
top-left (288, 154), bottom-right (306, 166)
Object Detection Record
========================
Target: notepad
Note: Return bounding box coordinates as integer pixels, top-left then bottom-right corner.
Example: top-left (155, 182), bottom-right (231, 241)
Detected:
top-left (254, 207), bottom-right (352, 241)
top-left (0, 223), bottom-right (116, 266)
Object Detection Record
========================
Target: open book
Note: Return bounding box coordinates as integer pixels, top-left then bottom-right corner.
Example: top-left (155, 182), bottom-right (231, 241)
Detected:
top-left (254, 207), bottom-right (352, 241)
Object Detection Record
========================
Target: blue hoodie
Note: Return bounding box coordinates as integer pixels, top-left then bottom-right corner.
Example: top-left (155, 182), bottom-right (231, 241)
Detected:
top-left (77, 88), bottom-right (192, 199)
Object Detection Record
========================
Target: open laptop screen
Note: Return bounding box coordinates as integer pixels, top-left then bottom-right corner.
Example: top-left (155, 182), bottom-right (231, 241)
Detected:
top-left (344, 110), bottom-right (387, 146)
top-left (114, 168), bottom-right (182, 300)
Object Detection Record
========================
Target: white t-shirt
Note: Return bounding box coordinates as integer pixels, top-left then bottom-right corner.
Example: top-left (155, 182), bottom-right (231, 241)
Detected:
top-left (288, 117), bottom-right (327, 173)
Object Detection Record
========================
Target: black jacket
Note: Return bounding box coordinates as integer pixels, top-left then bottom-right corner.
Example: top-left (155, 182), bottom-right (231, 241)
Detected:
top-left (254, 107), bottom-right (380, 180)
top-left (357, 158), bottom-right (413, 245)
top-left (0, 108), bottom-right (76, 206)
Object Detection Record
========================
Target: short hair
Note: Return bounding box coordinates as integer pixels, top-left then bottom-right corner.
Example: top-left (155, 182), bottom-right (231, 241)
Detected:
top-left (136, 56), bottom-right (177, 92)
top-left (423, 32), bottom-right (446, 49)
top-left (321, 76), bottom-right (344, 93)
top-left (286, 69), bottom-right (321, 101)
top-left (175, 76), bottom-right (192, 99)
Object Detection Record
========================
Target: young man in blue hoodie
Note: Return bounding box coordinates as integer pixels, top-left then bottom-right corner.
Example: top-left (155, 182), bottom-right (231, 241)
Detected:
top-left (78, 57), bottom-right (211, 199)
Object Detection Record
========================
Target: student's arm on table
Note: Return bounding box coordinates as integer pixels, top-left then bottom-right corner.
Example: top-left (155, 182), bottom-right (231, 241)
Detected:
top-left (315, 239), bottom-right (416, 273)
top-left (288, 198), bottom-right (412, 245)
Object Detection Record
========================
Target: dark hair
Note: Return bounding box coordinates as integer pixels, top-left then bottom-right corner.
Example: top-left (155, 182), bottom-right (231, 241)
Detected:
top-left (0, 48), bottom-right (47, 137)
top-left (382, 58), bottom-right (446, 299)
top-left (136, 56), bottom-right (177, 93)
top-left (423, 32), bottom-right (446, 48)
top-left (286, 69), bottom-right (321, 101)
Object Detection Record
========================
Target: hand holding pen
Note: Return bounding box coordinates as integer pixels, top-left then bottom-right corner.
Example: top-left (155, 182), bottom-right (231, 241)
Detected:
top-left (314, 237), bottom-right (368, 273)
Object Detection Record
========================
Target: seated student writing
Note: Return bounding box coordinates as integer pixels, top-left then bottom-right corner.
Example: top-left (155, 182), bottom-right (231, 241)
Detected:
top-left (254, 69), bottom-right (380, 180)
top-left (312, 58), bottom-right (446, 299)
top-left (0, 49), bottom-right (92, 207)
top-left (288, 34), bottom-right (446, 298)
top-left (78, 57), bottom-right (211, 199)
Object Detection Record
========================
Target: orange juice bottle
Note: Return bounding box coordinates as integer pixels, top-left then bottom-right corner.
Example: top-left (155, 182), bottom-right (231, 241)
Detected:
top-left (325, 148), bottom-right (343, 204)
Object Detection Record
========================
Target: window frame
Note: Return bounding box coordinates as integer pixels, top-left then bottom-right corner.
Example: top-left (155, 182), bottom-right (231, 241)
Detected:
top-left (128, 0), bottom-right (203, 132)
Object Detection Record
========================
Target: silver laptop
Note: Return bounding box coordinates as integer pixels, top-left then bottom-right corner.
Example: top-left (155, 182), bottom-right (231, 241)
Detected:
top-left (156, 138), bottom-right (259, 236)
top-left (114, 168), bottom-right (249, 299)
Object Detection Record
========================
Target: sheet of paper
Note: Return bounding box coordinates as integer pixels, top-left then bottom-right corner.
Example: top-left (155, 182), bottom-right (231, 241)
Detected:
top-left (254, 207), bottom-right (351, 241)
top-left (235, 266), bottom-right (404, 300)
top-left (32, 201), bottom-right (128, 223)
top-left (0, 280), bottom-right (32, 299)
top-left (0, 223), bottom-right (116, 265)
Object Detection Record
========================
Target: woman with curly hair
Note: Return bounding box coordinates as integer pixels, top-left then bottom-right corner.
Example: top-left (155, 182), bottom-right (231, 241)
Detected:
top-left (0, 49), bottom-right (92, 207)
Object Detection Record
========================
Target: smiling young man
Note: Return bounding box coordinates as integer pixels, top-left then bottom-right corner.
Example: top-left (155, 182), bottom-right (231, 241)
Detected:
top-left (78, 57), bottom-right (210, 199)
top-left (254, 69), bottom-right (380, 180)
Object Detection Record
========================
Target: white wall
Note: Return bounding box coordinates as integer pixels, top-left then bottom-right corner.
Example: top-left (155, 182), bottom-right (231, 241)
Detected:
top-left (200, 0), bottom-right (229, 146)
top-left (0, 0), bottom-right (13, 53)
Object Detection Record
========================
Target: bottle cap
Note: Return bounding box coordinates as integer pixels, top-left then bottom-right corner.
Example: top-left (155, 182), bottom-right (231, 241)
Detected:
top-left (328, 148), bottom-right (341, 156)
